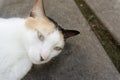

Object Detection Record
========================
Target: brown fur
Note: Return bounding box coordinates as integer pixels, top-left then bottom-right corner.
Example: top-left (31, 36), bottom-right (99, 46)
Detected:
top-left (31, 0), bottom-right (45, 18)
top-left (25, 17), bottom-right (55, 34)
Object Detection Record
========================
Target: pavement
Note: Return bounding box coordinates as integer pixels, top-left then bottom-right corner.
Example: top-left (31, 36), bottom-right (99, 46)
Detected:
top-left (84, 0), bottom-right (120, 44)
top-left (0, 0), bottom-right (120, 80)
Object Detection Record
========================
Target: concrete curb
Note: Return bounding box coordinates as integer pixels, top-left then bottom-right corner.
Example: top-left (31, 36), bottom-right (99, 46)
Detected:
top-left (84, 0), bottom-right (120, 44)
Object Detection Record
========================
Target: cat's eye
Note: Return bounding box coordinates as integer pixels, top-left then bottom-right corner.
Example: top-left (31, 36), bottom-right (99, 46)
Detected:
top-left (54, 47), bottom-right (62, 51)
top-left (37, 31), bottom-right (44, 41)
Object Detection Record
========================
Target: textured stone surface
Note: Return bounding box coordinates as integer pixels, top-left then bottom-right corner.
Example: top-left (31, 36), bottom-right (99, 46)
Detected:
top-left (0, 0), bottom-right (120, 80)
top-left (85, 0), bottom-right (120, 44)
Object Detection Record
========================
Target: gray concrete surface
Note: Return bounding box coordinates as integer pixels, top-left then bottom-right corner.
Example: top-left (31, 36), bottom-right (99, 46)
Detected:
top-left (0, 0), bottom-right (120, 80)
top-left (84, 0), bottom-right (120, 44)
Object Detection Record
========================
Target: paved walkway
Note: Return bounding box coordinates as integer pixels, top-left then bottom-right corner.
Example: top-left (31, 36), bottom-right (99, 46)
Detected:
top-left (0, 0), bottom-right (120, 80)
top-left (85, 0), bottom-right (120, 44)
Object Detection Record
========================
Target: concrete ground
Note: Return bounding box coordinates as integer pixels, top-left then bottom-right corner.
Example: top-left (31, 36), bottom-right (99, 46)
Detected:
top-left (0, 0), bottom-right (120, 80)
top-left (84, 0), bottom-right (120, 44)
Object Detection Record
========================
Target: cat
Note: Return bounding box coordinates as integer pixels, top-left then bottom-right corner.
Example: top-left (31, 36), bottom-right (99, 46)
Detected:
top-left (0, 0), bottom-right (80, 80)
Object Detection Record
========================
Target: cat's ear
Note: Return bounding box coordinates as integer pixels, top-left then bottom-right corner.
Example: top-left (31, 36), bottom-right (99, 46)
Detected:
top-left (62, 29), bottom-right (80, 39)
top-left (30, 0), bottom-right (46, 18)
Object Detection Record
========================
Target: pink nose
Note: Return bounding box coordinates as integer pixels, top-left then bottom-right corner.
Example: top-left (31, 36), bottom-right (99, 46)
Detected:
top-left (40, 52), bottom-right (49, 61)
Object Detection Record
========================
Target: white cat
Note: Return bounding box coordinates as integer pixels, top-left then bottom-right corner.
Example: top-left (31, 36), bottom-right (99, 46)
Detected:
top-left (0, 0), bottom-right (80, 80)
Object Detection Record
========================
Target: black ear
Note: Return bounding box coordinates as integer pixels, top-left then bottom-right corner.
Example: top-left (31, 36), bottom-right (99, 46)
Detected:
top-left (62, 29), bottom-right (80, 39)
top-left (47, 17), bottom-right (80, 39)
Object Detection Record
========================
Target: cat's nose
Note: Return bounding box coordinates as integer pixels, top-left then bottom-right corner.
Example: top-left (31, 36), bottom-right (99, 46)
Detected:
top-left (40, 52), bottom-right (49, 61)
top-left (40, 56), bottom-right (44, 61)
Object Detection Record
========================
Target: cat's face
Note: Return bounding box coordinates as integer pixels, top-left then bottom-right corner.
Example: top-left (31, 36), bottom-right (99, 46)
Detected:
top-left (25, 17), bottom-right (65, 64)
top-left (25, 0), bottom-right (80, 64)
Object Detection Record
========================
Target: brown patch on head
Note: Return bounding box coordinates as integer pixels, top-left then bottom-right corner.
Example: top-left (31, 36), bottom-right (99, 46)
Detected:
top-left (25, 17), bottom-right (55, 34)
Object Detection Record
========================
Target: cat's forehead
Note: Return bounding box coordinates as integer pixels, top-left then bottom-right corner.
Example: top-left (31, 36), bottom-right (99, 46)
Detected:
top-left (25, 17), bottom-right (56, 34)
top-left (25, 17), bottom-right (65, 41)
top-left (45, 30), bottom-right (65, 47)
top-left (49, 30), bottom-right (64, 40)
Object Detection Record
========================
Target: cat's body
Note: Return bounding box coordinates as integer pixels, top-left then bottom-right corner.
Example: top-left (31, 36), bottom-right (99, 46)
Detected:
top-left (0, 0), bottom-right (80, 80)
top-left (0, 17), bottom-right (64, 80)
top-left (0, 18), bottom-right (32, 80)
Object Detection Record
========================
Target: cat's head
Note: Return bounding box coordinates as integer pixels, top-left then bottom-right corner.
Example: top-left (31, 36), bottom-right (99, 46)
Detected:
top-left (25, 0), bottom-right (80, 64)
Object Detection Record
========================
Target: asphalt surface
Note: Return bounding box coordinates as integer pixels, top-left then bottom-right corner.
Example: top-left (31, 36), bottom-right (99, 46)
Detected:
top-left (0, 0), bottom-right (120, 80)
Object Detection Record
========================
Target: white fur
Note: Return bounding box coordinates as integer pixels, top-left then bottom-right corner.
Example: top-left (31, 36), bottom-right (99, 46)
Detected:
top-left (0, 18), bottom-right (65, 80)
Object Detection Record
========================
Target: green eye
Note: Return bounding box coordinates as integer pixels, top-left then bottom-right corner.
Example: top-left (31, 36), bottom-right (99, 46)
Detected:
top-left (54, 47), bottom-right (62, 51)
top-left (37, 31), bottom-right (44, 41)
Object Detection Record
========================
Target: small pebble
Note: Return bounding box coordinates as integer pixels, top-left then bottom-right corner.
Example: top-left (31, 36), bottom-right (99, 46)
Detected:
top-left (80, 4), bottom-right (83, 7)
